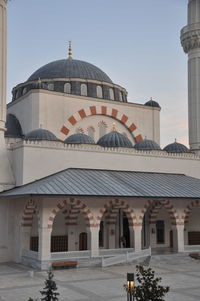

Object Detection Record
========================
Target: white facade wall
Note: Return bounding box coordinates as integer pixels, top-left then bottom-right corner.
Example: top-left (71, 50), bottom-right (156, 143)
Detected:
top-left (9, 141), bottom-right (200, 186)
top-left (7, 90), bottom-right (160, 144)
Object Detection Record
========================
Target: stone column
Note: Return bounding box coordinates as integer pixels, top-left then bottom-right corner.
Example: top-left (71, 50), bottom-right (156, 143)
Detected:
top-left (133, 225), bottom-right (142, 251)
top-left (38, 226), bottom-right (52, 271)
top-left (0, 0), bottom-right (7, 130)
top-left (181, 0), bottom-right (200, 154)
top-left (129, 226), bottom-right (134, 248)
top-left (88, 226), bottom-right (99, 257)
top-left (0, 0), bottom-right (14, 191)
top-left (173, 224), bottom-right (185, 252)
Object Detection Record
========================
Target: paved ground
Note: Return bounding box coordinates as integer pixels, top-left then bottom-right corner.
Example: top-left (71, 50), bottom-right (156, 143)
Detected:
top-left (0, 253), bottom-right (199, 300)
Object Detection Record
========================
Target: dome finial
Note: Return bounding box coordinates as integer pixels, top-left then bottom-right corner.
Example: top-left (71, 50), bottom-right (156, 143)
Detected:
top-left (67, 40), bottom-right (73, 60)
top-left (112, 122), bottom-right (116, 131)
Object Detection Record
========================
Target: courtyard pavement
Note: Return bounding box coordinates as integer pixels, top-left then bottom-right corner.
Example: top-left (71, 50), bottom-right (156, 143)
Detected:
top-left (0, 253), bottom-right (199, 300)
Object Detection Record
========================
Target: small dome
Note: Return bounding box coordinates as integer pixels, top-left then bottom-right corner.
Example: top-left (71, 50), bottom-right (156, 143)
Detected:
top-left (25, 129), bottom-right (58, 141)
top-left (134, 139), bottom-right (161, 150)
top-left (97, 131), bottom-right (133, 148)
top-left (163, 141), bottom-right (190, 153)
top-left (64, 133), bottom-right (95, 144)
top-left (145, 98), bottom-right (160, 108)
top-left (28, 59), bottom-right (113, 83)
top-left (5, 114), bottom-right (23, 138)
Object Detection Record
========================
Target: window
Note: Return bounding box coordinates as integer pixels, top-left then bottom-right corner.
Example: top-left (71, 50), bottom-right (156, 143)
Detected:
top-left (64, 83), bottom-right (71, 94)
top-left (156, 220), bottom-right (165, 244)
top-left (22, 87), bottom-right (27, 95)
top-left (81, 83), bottom-right (87, 96)
top-left (96, 85), bottom-right (103, 98)
top-left (48, 83), bottom-right (54, 91)
top-left (109, 88), bottom-right (114, 100)
top-left (98, 121), bottom-right (107, 138)
top-left (99, 221), bottom-right (104, 247)
top-left (119, 91), bottom-right (123, 102)
top-left (87, 126), bottom-right (95, 139)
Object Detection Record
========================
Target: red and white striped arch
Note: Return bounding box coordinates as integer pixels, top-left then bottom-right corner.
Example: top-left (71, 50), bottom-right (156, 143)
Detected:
top-left (97, 199), bottom-right (137, 227)
top-left (47, 198), bottom-right (96, 229)
top-left (21, 199), bottom-right (39, 227)
top-left (60, 105), bottom-right (143, 142)
top-left (183, 200), bottom-right (200, 225)
top-left (141, 199), bottom-right (180, 226)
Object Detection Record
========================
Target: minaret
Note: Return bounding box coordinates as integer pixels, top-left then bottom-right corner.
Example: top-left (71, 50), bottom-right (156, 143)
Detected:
top-left (181, 0), bottom-right (200, 154)
top-left (0, 0), bottom-right (14, 190)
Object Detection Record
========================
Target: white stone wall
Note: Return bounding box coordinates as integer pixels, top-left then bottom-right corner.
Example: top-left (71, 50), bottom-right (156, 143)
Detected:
top-left (7, 90), bottom-right (160, 144)
top-left (9, 141), bottom-right (200, 186)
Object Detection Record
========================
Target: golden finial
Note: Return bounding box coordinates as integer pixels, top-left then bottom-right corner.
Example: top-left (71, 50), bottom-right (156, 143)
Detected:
top-left (112, 122), bottom-right (116, 131)
top-left (67, 40), bottom-right (73, 60)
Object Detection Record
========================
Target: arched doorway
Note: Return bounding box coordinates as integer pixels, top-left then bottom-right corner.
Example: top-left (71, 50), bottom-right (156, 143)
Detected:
top-left (142, 200), bottom-right (175, 251)
top-left (100, 206), bottom-right (131, 249)
top-left (51, 203), bottom-right (88, 253)
top-left (185, 206), bottom-right (200, 245)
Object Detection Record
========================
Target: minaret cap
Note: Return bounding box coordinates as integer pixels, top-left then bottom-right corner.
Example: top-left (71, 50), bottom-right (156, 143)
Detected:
top-left (67, 41), bottom-right (73, 60)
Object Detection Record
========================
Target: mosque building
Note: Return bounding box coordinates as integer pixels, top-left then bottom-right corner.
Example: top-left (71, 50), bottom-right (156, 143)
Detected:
top-left (0, 0), bottom-right (200, 269)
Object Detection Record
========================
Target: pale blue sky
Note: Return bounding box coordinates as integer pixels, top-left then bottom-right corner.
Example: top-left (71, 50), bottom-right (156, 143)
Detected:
top-left (7, 0), bottom-right (188, 147)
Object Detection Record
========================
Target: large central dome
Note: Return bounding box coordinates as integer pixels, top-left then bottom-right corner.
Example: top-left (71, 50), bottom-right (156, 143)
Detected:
top-left (28, 59), bottom-right (113, 83)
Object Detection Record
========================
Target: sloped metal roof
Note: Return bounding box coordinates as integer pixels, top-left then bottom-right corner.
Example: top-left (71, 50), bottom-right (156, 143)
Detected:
top-left (1, 168), bottom-right (200, 198)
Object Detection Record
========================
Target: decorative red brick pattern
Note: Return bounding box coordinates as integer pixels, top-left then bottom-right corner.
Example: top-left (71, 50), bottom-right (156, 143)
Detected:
top-left (79, 109), bottom-right (87, 119)
top-left (22, 199), bottom-right (39, 227)
top-left (68, 116), bottom-right (77, 125)
top-left (184, 200), bottom-right (200, 224)
top-left (97, 199), bottom-right (136, 227)
top-left (90, 106), bottom-right (97, 115)
top-left (61, 126), bottom-right (69, 135)
top-left (135, 135), bottom-right (143, 143)
top-left (48, 198), bottom-right (95, 229)
top-left (60, 105), bottom-right (143, 143)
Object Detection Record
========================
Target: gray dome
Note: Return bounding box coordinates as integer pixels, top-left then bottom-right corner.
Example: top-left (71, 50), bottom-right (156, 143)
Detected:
top-left (64, 133), bottom-right (95, 144)
top-left (25, 129), bottom-right (58, 141)
top-left (97, 131), bottom-right (133, 148)
top-left (145, 99), bottom-right (160, 108)
top-left (28, 59), bottom-right (113, 83)
top-left (5, 114), bottom-right (23, 138)
top-left (163, 141), bottom-right (190, 153)
top-left (134, 139), bottom-right (161, 150)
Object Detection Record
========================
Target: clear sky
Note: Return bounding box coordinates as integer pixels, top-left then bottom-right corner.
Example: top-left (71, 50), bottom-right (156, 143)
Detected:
top-left (7, 0), bottom-right (188, 147)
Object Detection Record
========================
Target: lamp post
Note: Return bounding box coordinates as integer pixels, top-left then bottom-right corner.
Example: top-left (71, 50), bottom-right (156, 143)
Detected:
top-left (126, 273), bottom-right (135, 301)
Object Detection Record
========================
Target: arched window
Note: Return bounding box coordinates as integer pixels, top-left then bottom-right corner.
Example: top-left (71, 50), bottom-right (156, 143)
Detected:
top-left (119, 91), bottom-right (123, 102)
top-left (64, 83), bottom-right (71, 94)
top-left (87, 126), bottom-right (95, 139)
top-left (98, 121), bottom-right (107, 138)
top-left (96, 85), bottom-right (103, 98)
top-left (109, 88), bottom-right (114, 100)
top-left (16, 89), bottom-right (21, 99)
top-left (48, 83), bottom-right (54, 91)
top-left (81, 84), bottom-right (87, 96)
top-left (22, 87), bottom-right (27, 96)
